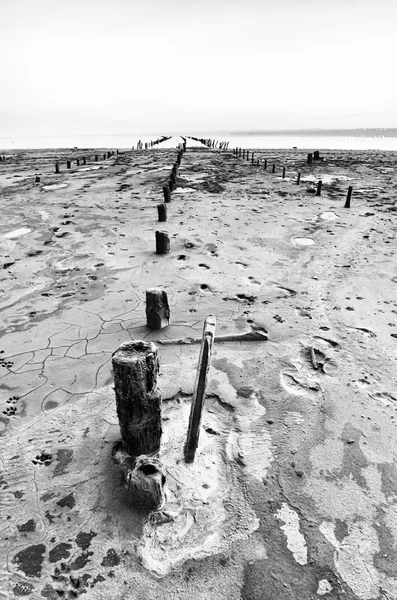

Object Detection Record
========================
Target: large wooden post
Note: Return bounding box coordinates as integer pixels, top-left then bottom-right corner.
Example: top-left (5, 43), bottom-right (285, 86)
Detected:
top-left (155, 231), bottom-right (170, 254)
top-left (112, 341), bottom-right (162, 458)
top-left (184, 315), bottom-right (216, 463)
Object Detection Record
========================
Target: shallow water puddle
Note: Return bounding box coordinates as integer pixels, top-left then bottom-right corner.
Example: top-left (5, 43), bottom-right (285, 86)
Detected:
top-left (303, 174), bottom-right (352, 184)
top-left (42, 183), bottom-right (68, 190)
top-left (292, 237), bottom-right (316, 246)
top-left (319, 211), bottom-right (338, 220)
top-left (3, 228), bottom-right (32, 239)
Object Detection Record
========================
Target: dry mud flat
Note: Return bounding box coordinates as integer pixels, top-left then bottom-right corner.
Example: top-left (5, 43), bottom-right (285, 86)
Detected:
top-left (0, 143), bottom-right (396, 600)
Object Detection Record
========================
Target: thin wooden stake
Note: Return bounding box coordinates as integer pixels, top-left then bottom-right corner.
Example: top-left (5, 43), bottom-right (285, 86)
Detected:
top-left (264, 159), bottom-right (267, 170)
top-left (184, 315), bottom-right (216, 463)
top-left (297, 172), bottom-right (301, 185)
top-left (345, 186), bottom-right (353, 208)
top-left (272, 163), bottom-right (275, 173)
top-left (282, 166), bottom-right (286, 178)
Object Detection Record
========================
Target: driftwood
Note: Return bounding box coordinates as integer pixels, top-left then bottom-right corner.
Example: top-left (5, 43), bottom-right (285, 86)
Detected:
top-left (184, 315), bottom-right (216, 463)
top-left (157, 328), bottom-right (267, 346)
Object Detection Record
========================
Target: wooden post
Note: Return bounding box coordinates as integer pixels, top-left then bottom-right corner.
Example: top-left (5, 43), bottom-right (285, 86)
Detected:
top-left (169, 179), bottom-right (175, 192)
top-left (282, 166), bottom-right (286, 178)
top-left (146, 287), bottom-right (170, 330)
top-left (316, 180), bottom-right (322, 196)
top-left (313, 150), bottom-right (320, 161)
top-left (251, 153), bottom-right (254, 163)
top-left (103, 153), bottom-right (106, 160)
top-left (83, 157), bottom-right (86, 165)
top-left (95, 155), bottom-right (98, 161)
top-left (257, 159), bottom-right (260, 167)
top-left (307, 153), bottom-right (313, 165)
top-left (55, 162), bottom-right (59, 174)
top-left (157, 203), bottom-right (167, 222)
top-left (76, 158), bottom-right (80, 166)
top-left (170, 172), bottom-right (177, 185)
top-left (297, 172), bottom-right (301, 185)
top-left (107, 151), bottom-right (111, 158)
top-left (264, 159), bottom-right (267, 170)
top-left (242, 149), bottom-right (246, 159)
top-left (155, 231), bottom-right (170, 254)
top-left (345, 186), bottom-right (353, 208)
top-left (112, 341), bottom-right (162, 457)
top-left (246, 151), bottom-right (249, 161)
top-left (163, 185), bottom-right (171, 203)
top-left (184, 315), bottom-right (216, 463)
top-left (272, 163), bottom-right (275, 173)
top-left (35, 175), bottom-right (41, 183)
top-left (66, 160), bottom-right (71, 169)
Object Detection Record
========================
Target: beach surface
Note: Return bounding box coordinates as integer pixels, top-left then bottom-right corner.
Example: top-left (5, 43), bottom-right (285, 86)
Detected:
top-left (0, 141), bottom-right (397, 600)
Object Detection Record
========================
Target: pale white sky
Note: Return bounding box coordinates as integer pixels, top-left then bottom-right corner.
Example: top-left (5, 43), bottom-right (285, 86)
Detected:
top-left (1, 0), bottom-right (396, 137)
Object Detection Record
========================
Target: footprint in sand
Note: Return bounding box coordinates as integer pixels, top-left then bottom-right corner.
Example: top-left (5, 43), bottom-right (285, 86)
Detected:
top-left (280, 371), bottom-right (321, 397)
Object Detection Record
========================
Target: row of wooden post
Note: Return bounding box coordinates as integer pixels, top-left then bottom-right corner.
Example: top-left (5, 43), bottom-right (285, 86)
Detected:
top-left (232, 146), bottom-right (353, 206)
top-left (54, 150), bottom-right (118, 174)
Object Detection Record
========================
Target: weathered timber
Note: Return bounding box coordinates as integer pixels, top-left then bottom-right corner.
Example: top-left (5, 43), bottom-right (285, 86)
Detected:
top-left (316, 180), bottom-right (322, 196)
top-left (345, 185), bottom-right (353, 208)
top-left (184, 315), bottom-right (216, 463)
top-left (157, 328), bottom-right (267, 345)
top-left (112, 341), bottom-right (162, 458)
top-left (146, 287), bottom-right (170, 330)
top-left (163, 185), bottom-right (171, 203)
top-left (157, 203), bottom-right (167, 222)
top-left (155, 230), bottom-right (170, 254)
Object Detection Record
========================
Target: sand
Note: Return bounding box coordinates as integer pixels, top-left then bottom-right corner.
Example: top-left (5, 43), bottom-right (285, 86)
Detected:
top-left (0, 142), bottom-right (396, 599)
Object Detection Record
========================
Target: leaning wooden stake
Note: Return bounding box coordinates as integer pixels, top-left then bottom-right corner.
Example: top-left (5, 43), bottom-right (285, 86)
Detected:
top-left (345, 185), bottom-right (353, 208)
top-left (146, 287), bottom-right (170, 330)
top-left (297, 172), bottom-right (301, 185)
top-left (184, 315), bottom-right (216, 463)
top-left (112, 341), bottom-right (162, 457)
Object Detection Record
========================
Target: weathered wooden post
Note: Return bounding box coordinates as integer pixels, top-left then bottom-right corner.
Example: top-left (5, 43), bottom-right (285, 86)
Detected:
top-left (169, 179), bottom-right (175, 192)
top-left (246, 151), bottom-right (250, 161)
top-left (155, 231), bottom-right (170, 254)
top-left (146, 287), bottom-right (170, 330)
top-left (297, 172), bottom-right (301, 185)
top-left (103, 153), bottom-right (106, 160)
top-left (170, 172), bottom-right (177, 185)
top-left (184, 315), bottom-right (216, 463)
top-left (272, 163), bottom-right (275, 173)
top-left (345, 186), bottom-right (353, 208)
top-left (66, 160), bottom-right (71, 169)
top-left (95, 154), bottom-right (98, 161)
top-left (251, 153), bottom-right (255, 163)
top-left (316, 180), bottom-right (322, 196)
top-left (282, 166), bottom-right (286, 178)
top-left (157, 203), bottom-right (167, 222)
top-left (76, 158), bottom-right (80, 166)
top-left (108, 151), bottom-right (111, 158)
top-left (112, 341), bottom-right (162, 457)
top-left (313, 150), bottom-right (320, 161)
top-left (257, 159), bottom-right (260, 167)
top-left (307, 153), bottom-right (313, 165)
top-left (264, 159), bottom-right (267, 170)
top-left (55, 162), bottom-right (60, 174)
top-left (242, 149), bottom-right (246, 159)
top-left (83, 157), bottom-right (86, 165)
top-left (163, 185), bottom-right (171, 203)
top-left (35, 175), bottom-right (41, 183)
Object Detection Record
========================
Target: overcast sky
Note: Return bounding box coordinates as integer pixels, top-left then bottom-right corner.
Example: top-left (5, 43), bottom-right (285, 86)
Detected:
top-left (1, 0), bottom-right (396, 137)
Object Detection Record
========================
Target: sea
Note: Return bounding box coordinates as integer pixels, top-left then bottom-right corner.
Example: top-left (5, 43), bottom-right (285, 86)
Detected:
top-left (1, 129), bottom-right (397, 151)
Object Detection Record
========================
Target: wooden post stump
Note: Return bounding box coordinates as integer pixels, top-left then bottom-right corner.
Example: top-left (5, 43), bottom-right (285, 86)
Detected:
top-left (103, 153), bottom-right (106, 160)
top-left (272, 163), bottom-right (275, 173)
top-left (169, 180), bottom-right (175, 192)
top-left (345, 186), bottom-right (353, 208)
top-left (297, 172), bottom-right (301, 185)
top-left (95, 155), bottom-right (98, 161)
top-left (282, 166), bottom-right (286, 178)
top-left (35, 175), bottom-right (40, 183)
top-left (146, 287), bottom-right (170, 330)
top-left (170, 172), bottom-right (176, 185)
top-left (155, 230), bottom-right (170, 254)
top-left (112, 341), bottom-right (162, 457)
top-left (243, 150), bottom-right (246, 159)
top-left (66, 160), bottom-right (71, 169)
top-left (251, 153), bottom-right (254, 163)
top-left (246, 151), bottom-right (250, 161)
top-left (76, 158), bottom-right (80, 166)
top-left (163, 185), bottom-right (171, 203)
top-left (316, 180), bottom-right (322, 196)
top-left (108, 151), bottom-right (111, 158)
top-left (55, 163), bottom-right (59, 174)
top-left (313, 150), bottom-right (320, 160)
top-left (83, 157), bottom-right (86, 165)
top-left (264, 159), bottom-right (267, 170)
top-left (307, 153), bottom-right (313, 165)
top-left (184, 315), bottom-right (216, 463)
top-left (157, 203), bottom-right (167, 222)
